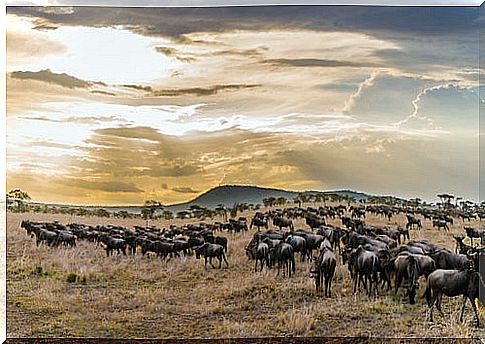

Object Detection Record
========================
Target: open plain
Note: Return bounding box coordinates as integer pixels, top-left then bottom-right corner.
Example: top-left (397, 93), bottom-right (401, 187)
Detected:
top-left (6, 206), bottom-right (485, 338)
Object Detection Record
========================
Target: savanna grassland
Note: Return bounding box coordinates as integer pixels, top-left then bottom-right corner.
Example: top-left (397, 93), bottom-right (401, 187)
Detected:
top-left (6, 206), bottom-right (485, 339)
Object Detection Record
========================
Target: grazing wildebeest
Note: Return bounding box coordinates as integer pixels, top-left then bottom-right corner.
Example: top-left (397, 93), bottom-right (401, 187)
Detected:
top-left (99, 235), bottom-right (127, 256)
top-left (273, 217), bottom-right (294, 231)
top-left (286, 234), bottom-right (309, 262)
top-left (250, 216), bottom-right (269, 230)
top-left (269, 242), bottom-right (296, 277)
top-left (56, 231), bottom-right (77, 247)
top-left (397, 226), bottom-right (410, 243)
top-left (310, 246), bottom-right (337, 297)
top-left (406, 215), bottom-right (422, 230)
top-left (351, 246), bottom-right (379, 296)
top-left (430, 250), bottom-right (472, 270)
top-left (394, 254), bottom-right (420, 304)
top-left (454, 235), bottom-right (472, 255)
top-left (306, 215), bottom-right (326, 230)
top-left (195, 243), bottom-right (228, 269)
top-left (464, 226), bottom-right (485, 247)
top-left (203, 234), bottom-right (228, 252)
top-left (432, 219), bottom-right (449, 231)
top-left (293, 232), bottom-right (325, 258)
top-left (317, 226), bottom-right (342, 254)
top-left (254, 242), bottom-right (270, 272)
top-left (424, 268), bottom-right (483, 327)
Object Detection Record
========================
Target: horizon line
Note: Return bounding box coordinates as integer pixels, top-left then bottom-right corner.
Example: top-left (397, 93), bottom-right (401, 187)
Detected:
top-left (5, 183), bottom-right (459, 208)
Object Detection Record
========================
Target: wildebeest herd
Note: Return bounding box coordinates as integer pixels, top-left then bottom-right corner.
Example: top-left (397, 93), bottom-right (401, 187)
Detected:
top-left (19, 202), bottom-right (485, 327)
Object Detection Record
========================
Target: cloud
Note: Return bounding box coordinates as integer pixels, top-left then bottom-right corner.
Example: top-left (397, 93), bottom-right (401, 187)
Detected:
top-left (20, 115), bottom-right (118, 124)
top-left (61, 179), bottom-right (144, 193)
top-left (262, 58), bottom-right (377, 68)
top-left (152, 84), bottom-right (261, 97)
top-left (172, 187), bottom-right (199, 194)
top-left (7, 20), bottom-right (66, 65)
top-left (90, 90), bottom-right (116, 96)
top-left (120, 84), bottom-right (154, 92)
top-left (10, 69), bottom-right (92, 88)
top-left (36, 7), bottom-right (75, 15)
top-left (8, 7), bottom-right (478, 41)
top-left (155, 46), bottom-right (196, 62)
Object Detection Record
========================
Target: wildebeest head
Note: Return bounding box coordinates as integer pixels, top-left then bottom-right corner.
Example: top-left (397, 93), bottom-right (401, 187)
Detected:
top-left (195, 243), bottom-right (208, 259)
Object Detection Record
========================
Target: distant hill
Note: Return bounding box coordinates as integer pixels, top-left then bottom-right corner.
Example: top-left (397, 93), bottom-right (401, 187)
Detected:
top-left (165, 185), bottom-right (299, 212)
top-left (26, 185), bottom-right (383, 214)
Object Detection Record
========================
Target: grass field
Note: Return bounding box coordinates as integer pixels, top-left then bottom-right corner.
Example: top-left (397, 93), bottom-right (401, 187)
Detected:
top-left (6, 207), bottom-right (485, 338)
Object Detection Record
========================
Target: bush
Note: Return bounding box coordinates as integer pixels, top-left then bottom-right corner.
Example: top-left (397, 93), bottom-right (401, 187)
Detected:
top-left (66, 272), bottom-right (78, 283)
top-left (66, 272), bottom-right (87, 284)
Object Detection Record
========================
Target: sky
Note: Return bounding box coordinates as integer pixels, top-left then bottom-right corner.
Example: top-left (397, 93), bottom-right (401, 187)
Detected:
top-left (5, 5), bottom-right (483, 205)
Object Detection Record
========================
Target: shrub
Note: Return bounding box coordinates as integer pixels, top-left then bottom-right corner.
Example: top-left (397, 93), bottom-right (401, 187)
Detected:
top-left (66, 272), bottom-right (78, 283)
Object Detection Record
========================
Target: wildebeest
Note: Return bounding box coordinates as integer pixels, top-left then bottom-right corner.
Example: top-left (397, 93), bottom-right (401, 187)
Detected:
top-left (99, 234), bottom-right (127, 256)
top-left (254, 242), bottom-right (270, 272)
top-left (454, 235), bottom-right (472, 255)
top-left (203, 234), bottom-right (228, 252)
top-left (250, 216), bottom-right (269, 230)
top-left (310, 245), bottom-right (337, 297)
top-left (286, 234), bottom-right (309, 262)
top-left (269, 242), bottom-right (296, 277)
top-left (306, 214), bottom-right (326, 230)
top-left (406, 215), bottom-right (422, 230)
top-left (394, 254), bottom-right (420, 304)
top-left (351, 246), bottom-right (379, 296)
top-left (464, 226), bottom-right (485, 247)
top-left (424, 268), bottom-right (482, 327)
top-left (195, 243), bottom-right (229, 269)
top-left (273, 217), bottom-right (294, 231)
top-left (430, 250), bottom-right (472, 270)
top-left (432, 219), bottom-right (449, 231)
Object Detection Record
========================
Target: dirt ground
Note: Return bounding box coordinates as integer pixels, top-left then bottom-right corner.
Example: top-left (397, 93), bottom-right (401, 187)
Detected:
top-left (6, 207), bottom-right (485, 338)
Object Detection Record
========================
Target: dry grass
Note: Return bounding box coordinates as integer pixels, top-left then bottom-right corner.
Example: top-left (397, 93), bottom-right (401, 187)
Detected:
top-left (6, 207), bottom-right (485, 338)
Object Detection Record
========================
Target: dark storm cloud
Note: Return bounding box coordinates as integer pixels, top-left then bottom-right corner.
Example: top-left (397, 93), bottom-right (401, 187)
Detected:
top-left (7, 6), bottom-right (479, 40)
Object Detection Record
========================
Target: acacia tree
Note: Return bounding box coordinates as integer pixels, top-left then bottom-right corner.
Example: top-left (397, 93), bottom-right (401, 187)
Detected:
top-left (6, 189), bottom-right (31, 212)
top-left (142, 200), bottom-right (164, 226)
top-left (276, 197), bottom-right (287, 206)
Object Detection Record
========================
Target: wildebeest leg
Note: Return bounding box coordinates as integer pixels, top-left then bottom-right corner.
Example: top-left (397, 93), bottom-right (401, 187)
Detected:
top-left (470, 297), bottom-right (480, 327)
top-left (209, 257), bottom-right (216, 268)
top-left (222, 252), bottom-right (229, 267)
top-left (255, 259), bottom-right (258, 272)
top-left (353, 272), bottom-right (359, 294)
top-left (204, 257), bottom-right (208, 268)
top-left (436, 293), bottom-right (445, 318)
top-left (427, 292), bottom-right (438, 322)
top-left (395, 271), bottom-right (402, 295)
top-left (218, 256), bottom-right (222, 269)
top-left (361, 273), bottom-right (368, 293)
top-left (459, 295), bottom-right (467, 322)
